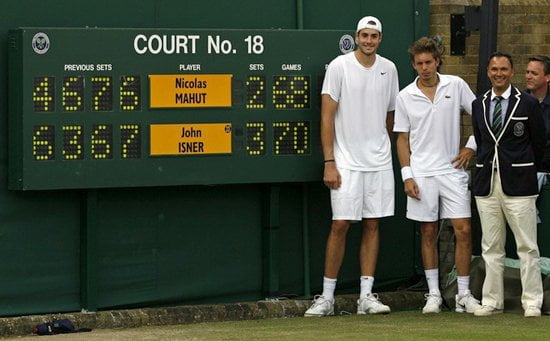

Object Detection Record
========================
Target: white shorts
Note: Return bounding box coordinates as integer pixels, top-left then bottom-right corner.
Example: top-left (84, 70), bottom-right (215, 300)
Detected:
top-left (331, 168), bottom-right (395, 221)
top-left (406, 171), bottom-right (471, 222)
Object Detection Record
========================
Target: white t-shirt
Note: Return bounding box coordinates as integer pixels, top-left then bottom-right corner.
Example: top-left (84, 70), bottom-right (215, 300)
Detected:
top-left (322, 52), bottom-right (399, 171)
top-left (393, 74), bottom-right (475, 177)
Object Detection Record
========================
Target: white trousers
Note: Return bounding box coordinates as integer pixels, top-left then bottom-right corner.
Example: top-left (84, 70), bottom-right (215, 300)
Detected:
top-left (475, 171), bottom-right (543, 310)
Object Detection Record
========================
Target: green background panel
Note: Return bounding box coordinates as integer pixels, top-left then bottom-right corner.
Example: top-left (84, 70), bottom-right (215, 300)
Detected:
top-left (0, 189), bottom-right (81, 315)
top-left (94, 186), bottom-right (264, 308)
top-left (0, 0), bottom-right (428, 316)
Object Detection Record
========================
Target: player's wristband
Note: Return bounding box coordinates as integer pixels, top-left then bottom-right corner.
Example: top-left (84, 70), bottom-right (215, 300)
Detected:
top-left (401, 166), bottom-right (414, 182)
top-left (324, 159), bottom-right (335, 163)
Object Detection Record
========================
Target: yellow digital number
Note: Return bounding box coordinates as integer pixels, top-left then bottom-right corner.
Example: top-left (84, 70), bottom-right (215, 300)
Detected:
top-left (32, 76), bottom-right (54, 112)
top-left (246, 76), bottom-right (265, 109)
top-left (246, 122), bottom-right (265, 155)
top-left (120, 124), bottom-right (141, 159)
top-left (91, 125), bottom-right (112, 159)
top-left (290, 76), bottom-right (309, 109)
top-left (62, 125), bottom-right (83, 160)
top-left (62, 76), bottom-right (84, 112)
top-left (293, 121), bottom-right (309, 154)
top-left (273, 122), bottom-right (291, 155)
top-left (91, 77), bottom-right (113, 111)
top-left (120, 76), bottom-right (141, 111)
top-left (32, 125), bottom-right (54, 161)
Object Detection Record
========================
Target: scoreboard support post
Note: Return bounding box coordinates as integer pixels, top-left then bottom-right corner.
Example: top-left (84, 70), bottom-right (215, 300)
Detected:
top-left (80, 190), bottom-right (98, 312)
top-left (262, 185), bottom-right (280, 296)
top-left (301, 184), bottom-right (311, 299)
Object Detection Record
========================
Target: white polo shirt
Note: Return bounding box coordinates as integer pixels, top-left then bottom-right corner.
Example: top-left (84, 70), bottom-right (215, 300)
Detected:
top-left (394, 74), bottom-right (475, 177)
top-left (322, 52), bottom-right (399, 171)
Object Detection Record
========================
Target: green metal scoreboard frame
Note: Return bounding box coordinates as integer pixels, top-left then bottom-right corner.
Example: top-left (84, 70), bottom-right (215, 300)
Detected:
top-left (8, 28), bottom-right (354, 190)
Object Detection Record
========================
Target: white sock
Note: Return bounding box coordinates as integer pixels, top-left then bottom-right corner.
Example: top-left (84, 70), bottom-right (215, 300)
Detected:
top-left (360, 276), bottom-right (374, 298)
top-left (457, 276), bottom-right (470, 296)
top-left (322, 277), bottom-right (337, 301)
top-left (425, 269), bottom-right (440, 296)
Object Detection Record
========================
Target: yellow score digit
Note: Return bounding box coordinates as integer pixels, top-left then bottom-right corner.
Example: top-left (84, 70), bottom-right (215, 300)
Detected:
top-left (120, 124), bottom-right (141, 159)
top-left (91, 77), bottom-right (113, 111)
top-left (246, 76), bottom-right (265, 109)
top-left (246, 122), bottom-right (265, 156)
top-left (32, 125), bottom-right (54, 161)
top-left (62, 76), bottom-right (84, 112)
top-left (62, 125), bottom-right (83, 160)
top-left (120, 76), bottom-right (141, 111)
top-left (32, 76), bottom-right (54, 112)
top-left (293, 121), bottom-right (309, 154)
top-left (290, 76), bottom-right (309, 109)
top-left (91, 125), bottom-right (113, 159)
top-left (273, 122), bottom-right (291, 155)
top-left (273, 76), bottom-right (288, 109)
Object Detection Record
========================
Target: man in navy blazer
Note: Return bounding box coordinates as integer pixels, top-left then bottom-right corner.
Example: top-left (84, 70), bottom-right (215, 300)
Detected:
top-left (472, 52), bottom-right (546, 317)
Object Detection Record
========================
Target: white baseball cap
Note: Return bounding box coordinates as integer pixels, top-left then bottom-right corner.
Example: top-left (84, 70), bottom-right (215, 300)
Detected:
top-left (356, 16), bottom-right (382, 33)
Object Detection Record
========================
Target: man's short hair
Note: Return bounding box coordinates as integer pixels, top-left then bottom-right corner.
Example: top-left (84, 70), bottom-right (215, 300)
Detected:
top-left (488, 51), bottom-right (513, 68)
top-left (528, 55), bottom-right (550, 75)
top-left (407, 37), bottom-right (443, 64)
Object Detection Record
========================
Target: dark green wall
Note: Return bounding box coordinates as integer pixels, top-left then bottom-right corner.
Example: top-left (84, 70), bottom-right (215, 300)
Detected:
top-left (0, 0), bottom-right (428, 316)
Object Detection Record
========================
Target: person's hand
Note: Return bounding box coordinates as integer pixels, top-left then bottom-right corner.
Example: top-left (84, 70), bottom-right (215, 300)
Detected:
top-left (323, 162), bottom-right (341, 189)
top-left (404, 178), bottom-right (420, 200)
top-left (452, 147), bottom-right (474, 169)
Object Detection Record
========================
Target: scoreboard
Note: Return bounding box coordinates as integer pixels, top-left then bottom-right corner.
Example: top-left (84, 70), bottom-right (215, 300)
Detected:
top-left (7, 28), bottom-right (355, 190)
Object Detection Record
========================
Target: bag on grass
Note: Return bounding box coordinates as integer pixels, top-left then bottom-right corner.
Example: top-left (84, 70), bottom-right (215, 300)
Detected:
top-left (33, 318), bottom-right (92, 335)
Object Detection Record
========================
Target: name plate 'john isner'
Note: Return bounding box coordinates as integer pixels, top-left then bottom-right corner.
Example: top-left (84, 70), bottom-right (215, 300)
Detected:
top-left (150, 123), bottom-right (232, 156)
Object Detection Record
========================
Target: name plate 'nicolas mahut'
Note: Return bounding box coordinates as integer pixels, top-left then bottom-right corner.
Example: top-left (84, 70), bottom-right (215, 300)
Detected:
top-left (149, 74), bottom-right (232, 108)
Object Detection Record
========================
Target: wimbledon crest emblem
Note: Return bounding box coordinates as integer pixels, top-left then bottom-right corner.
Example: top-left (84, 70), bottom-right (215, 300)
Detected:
top-left (339, 34), bottom-right (355, 54)
top-left (32, 32), bottom-right (50, 55)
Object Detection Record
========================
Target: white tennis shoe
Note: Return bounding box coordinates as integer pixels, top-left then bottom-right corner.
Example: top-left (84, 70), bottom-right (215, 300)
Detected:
top-left (357, 293), bottom-right (391, 314)
top-left (422, 293), bottom-right (442, 314)
top-left (304, 295), bottom-right (334, 317)
top-left (455, 290), bottom-right (481, 313)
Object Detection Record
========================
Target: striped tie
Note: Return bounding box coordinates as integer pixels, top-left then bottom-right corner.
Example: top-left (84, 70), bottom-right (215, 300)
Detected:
top-left (491, 96), bottom-right (503, 135)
